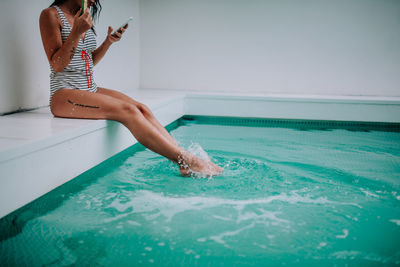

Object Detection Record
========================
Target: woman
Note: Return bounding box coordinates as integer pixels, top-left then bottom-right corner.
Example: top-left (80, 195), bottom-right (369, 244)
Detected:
top-left (39, 0), bottom-right (223, 176)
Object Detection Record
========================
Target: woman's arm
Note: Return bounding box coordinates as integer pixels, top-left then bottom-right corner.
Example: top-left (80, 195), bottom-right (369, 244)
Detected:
top-left (39, 7), bottom-right (93, 72)
top-left (92, 25), bottom-right (127, 66)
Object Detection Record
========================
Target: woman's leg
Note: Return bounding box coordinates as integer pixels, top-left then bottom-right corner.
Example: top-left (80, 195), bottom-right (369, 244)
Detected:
top-left (51, 89), bottom-right (223, 176)
top-left (96, 87), bottom-right (177, 146)
top-left (51, 89), bottom-right (182, 161)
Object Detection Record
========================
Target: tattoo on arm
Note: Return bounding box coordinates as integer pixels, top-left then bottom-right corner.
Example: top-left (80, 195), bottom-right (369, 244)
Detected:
top-left (68, 99), bottom-right (100, 109)
top-left (70, 47), bottom-right (76, 59)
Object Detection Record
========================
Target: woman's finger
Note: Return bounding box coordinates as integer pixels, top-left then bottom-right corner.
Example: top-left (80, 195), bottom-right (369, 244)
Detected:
top-left (84, 2), bottom-right (90, 14)
top-left (75, 9), bottom-right (82, 18)
top-left (113, 28), bottom-right (124, 35)
top-left (108, 26), bottom-right (113, 35)
top-left (83, 7), bottom-right (90, 18)
top-left (113, 32), bottom-right (122, 38)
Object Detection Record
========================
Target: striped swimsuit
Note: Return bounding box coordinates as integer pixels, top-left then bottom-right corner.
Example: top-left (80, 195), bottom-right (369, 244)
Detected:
top-left (50, 6), bottom-right (98, 103)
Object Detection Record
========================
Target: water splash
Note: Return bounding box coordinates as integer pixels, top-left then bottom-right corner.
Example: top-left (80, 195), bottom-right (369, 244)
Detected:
top-left (183, 142), bottom-right (222, 179)
top-left (187, 142), bottom-right (210, 162)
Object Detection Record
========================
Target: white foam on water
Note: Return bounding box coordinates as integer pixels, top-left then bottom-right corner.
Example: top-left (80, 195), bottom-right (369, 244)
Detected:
top-left (336, 229), bottom-right (349, 239)
top-left (106, 189), bottom-right (362, 225)
top-left (105, 192), bottom-right (117, 200)
top-left (317, 242), bottom-right (327, 249)
top-left (127, 220), bottom-right (141, 226)
top-left (389, 219), bottom-right (400, 226)
top-left (189, 171), bottom-right (214, 179)
top-left (253, 242), bottom-right (267, 249)
top-left (184, 249), bottom-right (196, 255)
top-left (209, 223), bottom-right (255, 248)
top-left (331, 250), bottom-right (361, 260)
top-left (85, 200), bottom-right (91, 209)
top-left (213, 215), bottom-right (233, 221)
top-left (103, 213), bottom-right (129, 223)
top-left (360, 189), bottom-right (380, 198)
top-left (237, 208), bottom-right (289, 224)
top-left (107, 199), bottom-right (130, 213)
top-left (330, 250), bottom-right (390, 263)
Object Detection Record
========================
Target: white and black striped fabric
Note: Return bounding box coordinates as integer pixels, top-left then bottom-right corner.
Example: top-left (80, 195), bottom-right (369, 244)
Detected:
top-left (49, 6), bottom-right (98, 103)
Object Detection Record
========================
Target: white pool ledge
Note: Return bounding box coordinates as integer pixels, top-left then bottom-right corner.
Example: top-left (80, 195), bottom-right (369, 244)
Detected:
top-left (1, 89), bottom-right (400, 218)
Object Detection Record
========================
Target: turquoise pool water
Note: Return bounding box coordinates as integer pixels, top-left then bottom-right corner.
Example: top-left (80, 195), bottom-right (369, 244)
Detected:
top-left (1, 117), bottom-right (400, 266)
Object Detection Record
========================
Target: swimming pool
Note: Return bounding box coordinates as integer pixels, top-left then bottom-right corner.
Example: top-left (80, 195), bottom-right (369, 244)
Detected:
top-left (1, 116), bottom-right (400, 266)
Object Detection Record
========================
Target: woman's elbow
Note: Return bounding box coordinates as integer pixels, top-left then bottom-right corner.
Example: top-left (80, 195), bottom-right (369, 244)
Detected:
top-left (49, 56), bottom-right (66, 72)
top-left (50, 62), bottom-right (65, 73)
top-left (53, 68), bottom-right (64, 73)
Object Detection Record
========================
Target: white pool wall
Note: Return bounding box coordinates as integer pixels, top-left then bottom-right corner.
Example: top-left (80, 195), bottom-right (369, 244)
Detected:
top-left (140, 0), bottom-right (400, 96)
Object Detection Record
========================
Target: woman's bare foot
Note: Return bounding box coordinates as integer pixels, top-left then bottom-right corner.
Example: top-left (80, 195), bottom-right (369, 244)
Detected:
top-left (177, 151), bottom-right (224, 177)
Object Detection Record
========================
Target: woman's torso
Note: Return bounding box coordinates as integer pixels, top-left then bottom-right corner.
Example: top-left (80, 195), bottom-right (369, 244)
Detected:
top-left (50, 5), bottom-right (98, 101)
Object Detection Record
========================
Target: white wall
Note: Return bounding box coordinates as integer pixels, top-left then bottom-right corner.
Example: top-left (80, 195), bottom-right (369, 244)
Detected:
top-left (95, 0), bottom-right (140, 93)
top-left (1, 0), bottom-right (399, 114)
top-left (0, 0), bottom-right (140, 115)
top-left (140, 0), bottom-right (400, 97)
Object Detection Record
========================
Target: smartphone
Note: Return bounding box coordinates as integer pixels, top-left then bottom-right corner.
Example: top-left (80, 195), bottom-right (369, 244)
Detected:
top-left (113, 17), bottom-right (133, 34)
top-left (81, 0), bottom-right (86, 15)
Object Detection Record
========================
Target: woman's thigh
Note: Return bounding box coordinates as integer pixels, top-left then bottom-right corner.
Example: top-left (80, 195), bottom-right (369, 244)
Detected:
top-left (97, 87), bottom-right (142, 106)
top-left (50, 89), bottom-right (129, 120)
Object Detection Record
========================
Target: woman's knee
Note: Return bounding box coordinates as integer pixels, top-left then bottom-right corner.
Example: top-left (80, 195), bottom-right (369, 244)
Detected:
top-left (117, 102), bottom-right (141, 120)
top-left (137, 103), bottom-right (153, 118)
top-left (113, 102), bottom-right (152, 123)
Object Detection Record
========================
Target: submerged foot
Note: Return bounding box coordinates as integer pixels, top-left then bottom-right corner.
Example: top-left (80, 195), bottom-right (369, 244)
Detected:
top-left (178, 152), bottom-right (224, 177)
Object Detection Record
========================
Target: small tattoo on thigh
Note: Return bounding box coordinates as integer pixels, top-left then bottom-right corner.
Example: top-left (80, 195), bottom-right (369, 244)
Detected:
top-left (68, 99), bottom-right (100, 109)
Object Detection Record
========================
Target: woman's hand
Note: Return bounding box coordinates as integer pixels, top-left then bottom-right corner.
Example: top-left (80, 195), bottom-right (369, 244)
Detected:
top-left (71, 8), bottom-right (93, 37)
top-left (106, 24), bottom-right (128, 44)
top-left (91, 23), bottom-right (128, 65)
